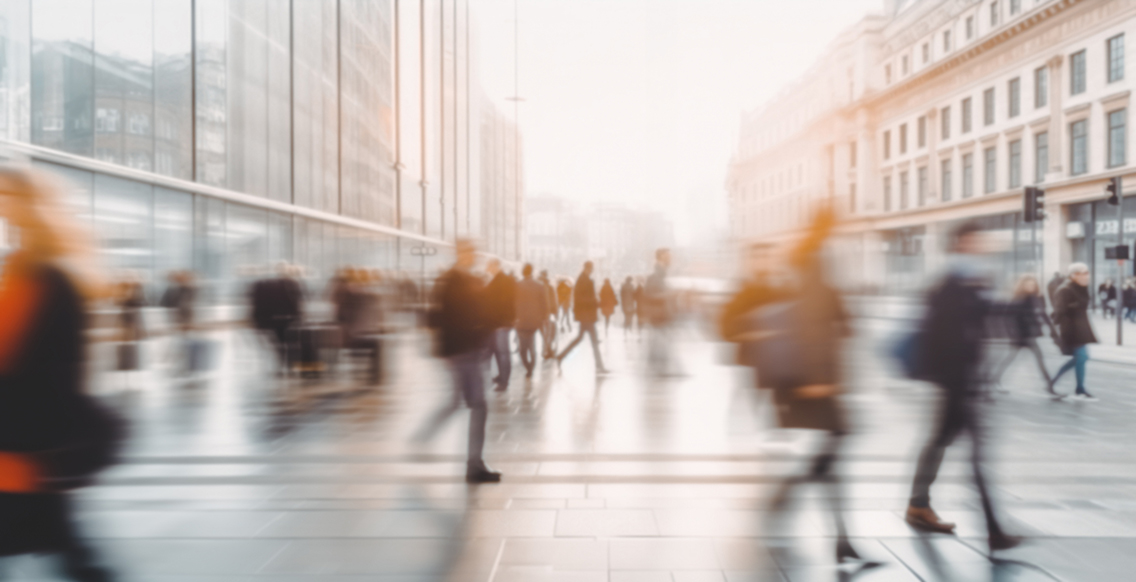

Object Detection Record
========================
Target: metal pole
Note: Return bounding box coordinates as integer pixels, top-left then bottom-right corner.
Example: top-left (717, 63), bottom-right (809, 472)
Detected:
top-left (1118, 176), bottom-right (1125, 346)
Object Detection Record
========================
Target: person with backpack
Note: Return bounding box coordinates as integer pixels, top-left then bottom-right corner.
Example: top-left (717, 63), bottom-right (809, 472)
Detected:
top-left (0, 167), bottom-right (123, 581)
top-left (904, 221), bottom-right (1022, 553)
top-left (1050, 262), bottom-right (1099, 401)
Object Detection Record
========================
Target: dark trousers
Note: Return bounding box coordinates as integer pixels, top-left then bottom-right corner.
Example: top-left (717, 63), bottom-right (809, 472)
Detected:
top-left (768, 430), bottom-right (848, 542)
top-left (488, 328), bottom-right (512, 388)
top-left (991, 337), bottom-right (1052, 389)
top-left (414, 351), bottom-right (488, 470)
top-left (909, 391), bottom-right (1004, 537)
top-left (557, 320), bottom-right (604, 370)
top-left (539, 320), bottom-right (556, 357)
top-left (0, 493), bottom-right (111, 581)
top-left (517, 330), bottom-right (537, 375)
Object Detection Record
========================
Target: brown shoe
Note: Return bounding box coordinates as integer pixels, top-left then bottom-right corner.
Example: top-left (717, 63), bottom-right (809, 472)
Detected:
top-left (905, 506), bottom-right (956, 533)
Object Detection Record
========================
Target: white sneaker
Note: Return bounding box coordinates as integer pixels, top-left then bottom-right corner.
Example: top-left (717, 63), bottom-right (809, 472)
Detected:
top-left (1076, 392), bottom-right (1099, 401)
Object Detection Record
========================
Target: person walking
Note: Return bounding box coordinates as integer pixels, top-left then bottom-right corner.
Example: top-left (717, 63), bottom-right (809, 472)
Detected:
top-left (619, 276), bottom-right (636, 334)
top-left (633, 280), bottom-right (646, 337)
top-left (539, 270), bottom-right (558, 358)
top-left (515, 264), bottom-right (549, 379)
top-left (484, 259), bottom-right (516, 391)
top-left (989, 275), bottom-right (1059, 397)
top-left (250, 262), bottom-right (304, 375)
top-left (0, 167), bottom-right (123, 581)
top-left (1124, 279), bottom-right (1136, 323)
top-left (644, 248), bottom-right (675, 374)
top-left (599, 278), bottom-right (618, 336)
top-left (414, 239), bottom-right (499, 483)
top-left (904, 221), bottom-right (1021, 553)
top-left (556, 278), bottom-right (573, 332)
top-left (556, 261), bottom-right (608, 374)
top-left (1051, 263), bottom-right (1099, 401)
top-left (1098, 279), bottom-right (1117, 317)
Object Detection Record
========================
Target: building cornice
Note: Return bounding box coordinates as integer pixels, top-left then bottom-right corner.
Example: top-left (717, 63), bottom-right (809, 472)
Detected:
top-left (1101, 90), bottom-right (1131, 111)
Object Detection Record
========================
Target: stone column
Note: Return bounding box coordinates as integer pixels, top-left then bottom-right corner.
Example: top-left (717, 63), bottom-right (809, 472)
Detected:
top-left (1046, 54), bottom-right (1065, 179)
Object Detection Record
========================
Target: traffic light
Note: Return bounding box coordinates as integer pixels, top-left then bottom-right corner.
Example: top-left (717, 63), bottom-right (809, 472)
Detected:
top-left (1107, 176), bottom-right (1122, 205)
top-left (1023, 187), bottom-right (1045, 222)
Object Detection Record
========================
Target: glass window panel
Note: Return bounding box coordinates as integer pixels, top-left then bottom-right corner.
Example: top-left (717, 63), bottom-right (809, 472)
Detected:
top-left (32, 0), bottom-right (94, 156)
top-left (1008, 77), bottom-right (1020, 118)
top-left (941, 159), bottom-right (952, 202)
top-left (917, 166), bottom-right (927, 206)
top-left (267, 210), bottom-right (292, 265)
top-left (154, 0), bottom-right (192, 180)
top-left (883, 176), bottom-right (891, 212)
top-left (1109, 108), bottom-right (1126, 168)
top-left (900, 171), bottom-right (909, 209)
top-left (267, 1), bottom-right (291, 203)
top-left (94, 0), bottom-right (152, 171)
top-left (292, 0), bottom-right (339, 212)
top-left (962, 97), bottom-right (972, 133)
top-left (941, 106), bottom-right (950, 139)
top-left (196, 0), bottom-right (228, 187)
top-left (1071, 50), bottom-right (1086, 95)
top-left (227, 0), bottom-right (269, 198)
top-left (1109, 34), bottom-right (1125, 83)
top-left (154, 187), bottom-right (193, 291)
top-left (983, 88), bottom-right (995, 126)
top-left (194, 195), bottom-right (226, 304)
top-left (226, 202), bottom-right (268, 295)
top-left (0, 0), bottom-right (31, 142)
top-left (1009, 139), bottom-right (1022, 188)
top-left (984, 147), bottom-right (996, 193)
top-left (1035, 132), bottom-right (1048, 183)
top-left (93, 173), bottom-right (153, 274)
top-left (1071, 119), bottom-right (1088, 175)
top-left (33, 159), bottom-right (93, 220)
top-left (1035, 67), bottom-right (1048, 108)
top-left (963, 153), bottom-right (974, 198)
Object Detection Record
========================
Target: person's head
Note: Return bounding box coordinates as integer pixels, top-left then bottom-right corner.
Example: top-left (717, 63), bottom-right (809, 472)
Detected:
top-left (539, 269), bottom-right (548, 281)
top-left (1068, 262), bottom-right (1090, 287)
top-left (583, 261), bottom-right (593, 275)
top-left (603, 277), bottom-right (611, 285)
top-left (949, 220), bottom-right (988, 255)
top-left (522, 263), bottom-right (533, 278)
top-left (1013, 274), bottom-right (1040, 298)
top-left (454, 238), bottom-right (477, 271)
top-left (486, 258), bottom-right (501, 276)
top-left (656, 248), bottom-right (671, 268)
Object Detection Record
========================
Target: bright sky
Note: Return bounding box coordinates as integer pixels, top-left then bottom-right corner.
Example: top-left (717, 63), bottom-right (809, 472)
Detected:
top-left (476, 0), bottom-right (882, 245)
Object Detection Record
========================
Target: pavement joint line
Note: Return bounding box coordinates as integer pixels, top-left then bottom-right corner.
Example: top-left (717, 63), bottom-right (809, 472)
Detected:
top-left (90, 474), bottom-right (1136, 485)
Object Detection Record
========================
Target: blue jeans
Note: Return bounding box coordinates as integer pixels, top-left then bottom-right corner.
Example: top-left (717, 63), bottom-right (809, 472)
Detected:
top-left (1052, 345), bottom-right (1089, 393)
top-left (488, 328), bottom-right (512, 387)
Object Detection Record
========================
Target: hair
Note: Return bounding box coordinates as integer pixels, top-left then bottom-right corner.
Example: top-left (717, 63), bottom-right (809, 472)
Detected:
top-left (584, 260), bottom-right (593, 269)
top-left (2, 166), bottom-right (103, 300)
top-left (1012, 274), bottom-right (1039, 299)
top-left (522, 263), bottom-right (533, 277)
top-left (1068, 262), bottom-right (1090, 276)
top-left (949, 220), bottom-right (985, 252)
top-left (656, 248), bottom-right (670, 261)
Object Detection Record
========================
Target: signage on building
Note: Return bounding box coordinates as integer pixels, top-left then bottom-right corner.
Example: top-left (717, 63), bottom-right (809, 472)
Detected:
top-left (1095, 219), bottom-right (1136, 236)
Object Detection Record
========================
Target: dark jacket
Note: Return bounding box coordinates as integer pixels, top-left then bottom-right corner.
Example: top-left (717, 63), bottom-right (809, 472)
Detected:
top-left (430, 268), bottom-right (488, 357)
top-left (1046, 275), bottom-right (1064, 309)
top-left (1125, 286), bottom-right (1136, 308)
top-left (556, 281), bottom-right (572, 307)
top-left (160, 282), bottom-right (196, 327)
top-left (599, 281), bottom-right (618, 316)
top-left (922, 269), bottom-right (991, 390)
top-left (1002, 294), bottom-right (1052, 344)
top-left (484, 272), bottom-right (517, 328)
top-left (573, 272), bottom-right (599, 324)
top-left (251, 277), bottom-right (303, 330)
top-left (515, 277), bottom-right (549, 332)
top-left (1053, 281), bottom-right (1097, 354)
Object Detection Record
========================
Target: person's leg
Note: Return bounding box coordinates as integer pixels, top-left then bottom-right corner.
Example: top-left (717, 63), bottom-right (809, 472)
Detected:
top-left (495, 328), bottom-right (512, 388)
top-left (557, 325), bottom-right (587, 360)
top-left (453, 352), bottom-right (488, 471)
top-left (989, 345), bottom-right (1020, 385)
top-left (1074, 345), bottom-right (1090, 394)
top-left (585, 322), bottom-right (605, 371)
top-left (1022, 338), bottom-right (1054, 388)
top-left (1051, 354), bottom-right (1077, 387)
top-left (518, 331), bottom-right (535, 375)
top-left (413, 359), bottom-right (465, 442)
top-left (910, 394), bottom-right (965, 510)
top-left (52, 494), bottom-right (112, 582)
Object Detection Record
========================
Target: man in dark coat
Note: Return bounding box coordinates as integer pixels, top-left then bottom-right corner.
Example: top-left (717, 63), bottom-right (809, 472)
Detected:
top-left (414, 239), bottom-right (499, 483)
top-left (1051, 262), bottom-right (1098, 400)
top-left (250, 262), bottom-right (304, 373)
top-left (904, 222), bottom-right (1021, 553)
top-left (555, 261), bottom-right (607, 374)
top-left (515, 263), bottom-right (549, 378)
top-left (484, 259), bottom-right (517, 391)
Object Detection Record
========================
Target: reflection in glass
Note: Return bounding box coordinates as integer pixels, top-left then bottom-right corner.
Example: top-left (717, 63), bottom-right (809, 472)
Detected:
top-left (154, 0), bottom-right (193, 179)
top-left (292, 0), bottom-right (338, 212)
top-left (33, 159), bottom-right (93, 221)
top-left (32, 0), bottom-right (95, 156)
top-left (94, 173), bottom-right (153, 274)
top-left (196, 0), bottom-right (228, 187)
top-left (94, 0), bottom-right (153, 170)
top-left (226, 202), bottom-right (268, 279)
top-left (154, 186), bottom-right (194, 286)
top-left (227, 0), bottom-right (268, 198)
top-left (0, 0), bottom-right (31, 142)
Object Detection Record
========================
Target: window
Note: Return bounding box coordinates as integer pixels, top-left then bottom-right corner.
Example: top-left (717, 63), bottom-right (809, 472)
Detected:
top-left (1010, 0), bottom-right (1020, 15)
top-left (1071, 49), bottom-right (1086, 95)
top-left (1008, 77), bottom-right (1021, 118)
top-left (983, 88), bottom-right (995, 126)
top-left (963, 153), bottom-right (974, 197)
top-left (922, 43), bottom-right (930, 64)
top-left (1009, 139), bottom-right (1022, 188)
top-left (918, 117), bottom-right (927, 148)
top-left (966, 16), bottom-right (974, 40)
top-left (1109, 34), bottom-right (1125, 83)
top-left (941, 159), bottom-right (953, 202)
top-left (850, 141), bottom-right (857, 168)
top-left (943, 30), bottom-right (951, 53)
top-left (1109, 108), bottom-right (1127, 168)
top-left (849, 184), bottom-right (857, 214)
top-left (902, 55), bottom-right (909, 76)
top-left (885, 64), bottom-right (892, 84)
top-left (883, 130), bottom-right (891, 159)
top-left (984, 147), bottom-right (997, 193)
top-left (962, 97), bottom-right (973, 133)
top-left (900, 124), bottom-right (908, 154)
top-left (918, 166), bottom-right (928, 206)
top-left (1035, 132), bottom-right (1049, 183)
top-left (884, 176), bottom-right (892, 211)
top-left (1034, 66), bottom-right (1048, 108)
top-left (990, 1), bottom-right (999, 27)
top-left (1070, 119), bottom-right (1088, 175)
top-left (941, 106), bottom-right (951, 139)
top-left (96, 108), bottom-right (119, 133)
top-left (900, 171), bottom-right (910, 209)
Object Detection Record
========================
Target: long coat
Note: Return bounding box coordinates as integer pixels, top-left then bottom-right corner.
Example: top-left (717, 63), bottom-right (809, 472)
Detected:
top-left (573, 273), bottom-right (599, 324)
top-left (599, 281), bottom-right (618, 317)
top-left (1053, 281), bottom-right (1097, 355)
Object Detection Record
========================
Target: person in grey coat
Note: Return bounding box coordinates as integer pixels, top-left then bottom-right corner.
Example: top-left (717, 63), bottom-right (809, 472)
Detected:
top-left (515, 263), bottom-right (550, 378)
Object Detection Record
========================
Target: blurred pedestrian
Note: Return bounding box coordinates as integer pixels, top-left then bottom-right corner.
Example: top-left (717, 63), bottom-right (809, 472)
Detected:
top-left (160, 269), bottom-right (198, 375)
top-left (484, 259), bottom-right (516, 391)
top-left (619, 276), bottom-right (636, 334)
top-left (515, 264), bottom-right (549, 379)
top-left (905, 221), bottom-right (1022, 553)
top-left (115, 273), bottom-right (146, 376)
top-left (539, 270), bottom-right (558, 358)
top-left (633, 279), bottom-right (646, 336)
top-left (414, 239), bottom-right (499, 483)
top-left (1098, 278), bottom-right (1117, 317)
top-left (556, 261), bottom-right (608, 374)
top-left (250, 262), bottom-right (304, 375)
top-left (599, 277), bottom-right (618, 335)
top-left (556, 278), bottom-right (573, 332)
top-left (1046, 271), bottom-right (1064, 310)
top-left (989, 275), bottom-right (1058, 397)
top-left (1051, 262), bottom-right (1098, 400)
top-left (644, 248), bottom-right (676, 375)
top-left (0, 167), bottom-right (123, 581)
top-left (1124, 279), bottom-right (1136, 323)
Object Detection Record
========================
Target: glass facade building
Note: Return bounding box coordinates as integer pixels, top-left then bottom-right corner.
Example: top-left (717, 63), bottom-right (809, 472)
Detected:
top-left (0, 0), bottom-right (522, 301)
